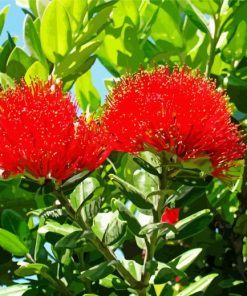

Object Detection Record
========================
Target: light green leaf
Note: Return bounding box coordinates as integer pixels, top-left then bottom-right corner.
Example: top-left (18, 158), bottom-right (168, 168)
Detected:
top-left (0, 72), bottom-right (14, 89)
top-left (0, 5), bottom-right (9, 36)
top-left (0, 228), bottom-right (28, 257)
top-left (178, 0), bottom-right (209, 34)
top-left (24, 15), bottom-right (46, 64)
top-left (75, 70), bottom-right (100, 112)
top-left (177, 274), bottom-right (218, 296)
top-left (99, 274), bottom-right (128, 290)
top-left (59, 0), bottom-right (87, 34)
top-left (40, 0), bottom-right (72, 63)
top-left (121, 260), bottom-right (142, 281)
top-left (139, 222), bottom-right (177, 237)
top-left (36, 0), bottom-right (50, 19)
top-left (24, 61), bottom-right (49, 84)
top-left (55, 40), bottom-right (100, 79)
top-left (38, 220), bottom-right (80, 236)
top-left (0, 285), bottom-right (30, 296)
top-left (169, 248), bottom-right (202, 271)
top-left (15, 263), bottom-right (49, 277)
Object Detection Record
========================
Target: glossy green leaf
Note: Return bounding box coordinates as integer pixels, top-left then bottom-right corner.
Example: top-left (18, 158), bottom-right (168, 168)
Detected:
top-left (169, 248), bottom-right (202, 271)
top-left (61, 170), bottom-right (91, 195)
top-left (178, 0), bottom-right (209, 34)
top-left (166, 209), bottom-right (213, 240)
top-left (0, 34), bottom-right (16, 72)
top-left (24, 61), bottom-right (49, 84)
top-left (99, 274), bottom-right (128, 290)
top-left (55, 40), bottom-right (100, 79)
top-left (121, 260), bottom-right (142, 281)
top-left (38, 220), bottom-right (80, 236)
top-left (154, 263), bottom-right (185, 284)
top-left (79, 261), bottom-right (116, 281)
top-left (113, 199), bottom-right (141, 236)
top-left (177, 274), bottom-right (218, 296)
top-left (1, 209), bottom-right (30, 245)
top-left (36, 0), bottom-right (50, 19)
top-left (0, 228), bottom-right (28, 256)
top-left (15, 263), bottom-right (49, 277)
top-left (82, 198), bottom-right (103, 225)
top-left (24, 15), bottom-right (46, 63)
top-left (0, 5), bottom-right (9, 36)
top-left (109, 174), bottom-right (153, 209)
top-left (0, 285), bottom-right (30, 296)
top-left (75, 70), bottom-right (100, 112)
top-left (133, 157), bottom-right (160, 176)
top-left (6, 47), bottom-right (33, 80)
top-left (59, 0), bottom-right (87, 34)
top-left (55, 231), bottom-right (84, 249)
top-left (76, 5), bottom-right (113, 45)
top-left (139, 222), bottom-right (177, 237)
top-left (40, 0), bottom-right (72, 63)
top-left (103, 216), bottom-right (127, 246)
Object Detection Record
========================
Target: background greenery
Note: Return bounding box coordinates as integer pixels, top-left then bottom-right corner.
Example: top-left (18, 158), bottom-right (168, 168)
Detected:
top-left (0, 0), bottom-right (246, 295)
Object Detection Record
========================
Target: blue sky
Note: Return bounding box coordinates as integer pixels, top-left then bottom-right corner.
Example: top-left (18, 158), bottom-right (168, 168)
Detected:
top-left (0, 0), bottom-right (111, 100)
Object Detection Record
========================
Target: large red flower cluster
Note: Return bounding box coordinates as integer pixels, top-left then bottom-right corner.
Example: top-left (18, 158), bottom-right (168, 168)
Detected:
top-left (102, 66), bottom-right (246, 176)
top-left (0, 80), bottom-right (109, 181)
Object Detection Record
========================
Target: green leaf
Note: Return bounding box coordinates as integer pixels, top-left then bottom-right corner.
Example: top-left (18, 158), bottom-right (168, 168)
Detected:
top-left (61, 170), bottom-right (91, 195)
top-left (0, 5), bottom-right (9, 36)
top-left (103, 216), bottom-right (127, 246)
top-left (24, 61), bottom-right (49, 84)
top-left (0, 228), bottom-right (28, 256)
top-left (121, 260), bottom-right (142, 281)
top-left (139, 222), bottom-right (177, 237)
top-left (55, 40), bottom-right (101, 79)
top-left (218, 278), bottom-right (244, 289)
top-left (75, 70), bottom-right (100, 112)
top-left (6, 47), bottom-right (33, 80)
top-left (36, 0), bottom-right (50, 19)
top-left (55, 231), bottom-right (84, 249)
top-left (169, 248), bottom-right (202, 271)
top-left (109, 174), bottom-right (153, 210)
top-left (0, 34), bottom-right (16, 72)
top-left (40, 0), bottom-right (72, 63)
top-left (82, 198), bottom-right (103, 225)
top-left (0, 285), bottom-right (30, 296)
top-left (178, 0), bottom-right (209, 33)
top-left (75, 5), bottom-right (113, 45)
top-left (166, 209), bottom-right (213, 240)
top-left (59, 0), bottom-right (87, 35)
top-left (113, 199), bottom-right (141, 236)
top-left (234, 214), bottom-right (247, 235)
top-left (24, 15), bottom-right (47, 64)
top-left (15, 263), bottom-right (49, 277)
top-left (177, 274), bottom-right (218, 296)
top-left (1, 209), bottom-right (30, 245)
top-left (154, 263), bottom-right (186, 284)
top-left (38, 220), bottom-right (80, 236)
top-left (133, 157), bottom-right (160, 176)
top-left (79, 261), bottom-right (116, 281)
top-left (0, 72), bottom-right (14, 89)
top-left (99, 274), bottom-right (128, 290)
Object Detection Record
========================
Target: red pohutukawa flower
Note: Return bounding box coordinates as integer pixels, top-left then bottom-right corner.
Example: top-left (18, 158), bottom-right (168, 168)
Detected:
top-left (102, 66), bottom-right (246, 176)
top-left (0, 80), bottom-right (109, 181)
top-left (161, 208), bottom-right (180, 224)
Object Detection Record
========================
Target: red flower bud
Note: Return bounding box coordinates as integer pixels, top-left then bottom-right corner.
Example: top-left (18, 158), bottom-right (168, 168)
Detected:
top-left (161, 208), bottom-right (180, 224)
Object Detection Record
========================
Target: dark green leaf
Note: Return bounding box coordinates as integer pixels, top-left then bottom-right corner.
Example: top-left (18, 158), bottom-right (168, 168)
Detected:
top-left (79, 261), bottom-right (116, 281)
top-left (55, 231), bottom-right (84, 249)
top-left (133, 157), bottom-right (160, 176)
top-left (166, 209), bottom-right (213, 240)
top-left (103, 216), bottom-right (127, 246)
top-left (61, 170), bottom-right (90, 195)
top-left (113, 199), bottom-right (141, 236)
top-left (109, 174), bottom-right (153, 209)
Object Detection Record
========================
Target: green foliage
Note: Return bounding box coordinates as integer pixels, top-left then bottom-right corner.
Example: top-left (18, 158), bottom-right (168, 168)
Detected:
top-left (0, 0), bottom-right (246, 295)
